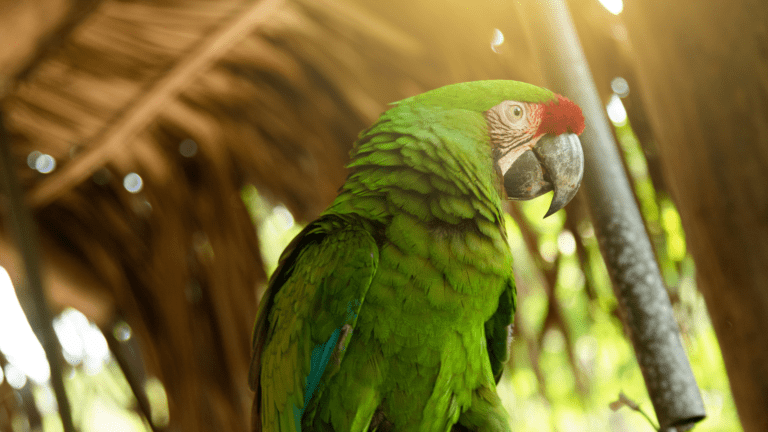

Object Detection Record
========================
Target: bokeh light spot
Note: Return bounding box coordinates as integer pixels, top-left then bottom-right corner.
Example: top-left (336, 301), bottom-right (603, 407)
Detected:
top-left (557, 230), bottom-right (577, 255)
top-left (543, 329), bottom-right (565, 353)
top-left (27, 151), bottom-right (42, 169)
top-left (273, 205), bottom-right (295, 230)
top-left (113, 321), bottom-right (132, 342)
top-left (35, 154), bottom-right (56, 174)
top-left (36, 384), bottom-right (58, 415)
top-left (83, 323), bottom-right (110, 375)
top-left (53, 308), bottom-right (88, 365)
top-left (607, 94), bottom-right (628, 126)
top-left (539, 239), bottom-right (558, 263)
top-left (146, 377), bottom-right (171, 427)
top-left (491, 28), bottom-right (505, 53)
top-left (611, 77), bottom-right (630, 97)
top-left (4, 363), bottom-right (27, 389)
top-left (123, 172), bottom-right (143, 193)
top-left (179, 138), bottom-right (198, 157)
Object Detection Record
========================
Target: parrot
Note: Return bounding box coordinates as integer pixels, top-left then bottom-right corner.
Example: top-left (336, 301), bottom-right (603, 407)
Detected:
top-left (249, 80), bottom-right (585, 432)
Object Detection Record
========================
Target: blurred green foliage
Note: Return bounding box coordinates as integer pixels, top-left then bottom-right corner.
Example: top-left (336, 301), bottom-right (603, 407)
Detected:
top-left (494, 118), bottom-right (740, 432)
top-left (22, 361), bottom-right (166, 432)
top-left (242, 184), bottom-right (305, 278)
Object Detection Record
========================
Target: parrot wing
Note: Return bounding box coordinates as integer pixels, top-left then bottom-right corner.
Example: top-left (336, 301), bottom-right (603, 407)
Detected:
top-left (485, 277), bottom-right (516, 383)
top-left (249, 214), bottom-right (379, 432)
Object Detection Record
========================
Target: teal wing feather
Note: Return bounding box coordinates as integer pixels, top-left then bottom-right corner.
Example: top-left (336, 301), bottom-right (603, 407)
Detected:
top-left (485, 277), bottom-right (516, 383)
top-left (249, 214), bottom-right (379, 432)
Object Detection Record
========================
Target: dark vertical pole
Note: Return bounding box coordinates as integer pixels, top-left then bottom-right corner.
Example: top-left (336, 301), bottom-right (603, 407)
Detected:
top-left (518, 0), bottom-right (706, 429)
top-left (0, 115), bottom-right (76, 432)
top-left (103, 319), bottom-right (164, 432)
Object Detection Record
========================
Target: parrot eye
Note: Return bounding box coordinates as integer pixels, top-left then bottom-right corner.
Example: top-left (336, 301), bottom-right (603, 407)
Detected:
top-left (508, 104), bottom-right (524, 121)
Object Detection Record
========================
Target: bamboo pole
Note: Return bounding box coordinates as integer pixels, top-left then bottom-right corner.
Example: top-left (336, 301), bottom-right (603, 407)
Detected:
top-left (0, 115), bottom-right (75, 431)
top-left (517, 0), bottom-right (706, 429)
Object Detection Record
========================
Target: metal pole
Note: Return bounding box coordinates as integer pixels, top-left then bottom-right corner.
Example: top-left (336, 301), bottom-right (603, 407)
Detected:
top-left (0, 115), bottom-right (76, 432)
top-left (518, 0), bottom-right (706, 429)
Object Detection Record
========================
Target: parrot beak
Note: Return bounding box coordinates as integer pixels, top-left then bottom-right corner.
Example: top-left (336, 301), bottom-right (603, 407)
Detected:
top-left (503, 133), bottom-right (584, 218)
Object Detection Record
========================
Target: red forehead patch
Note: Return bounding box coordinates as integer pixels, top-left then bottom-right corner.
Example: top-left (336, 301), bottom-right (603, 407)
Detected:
top-left (536, 94), bottom-right (585, 136)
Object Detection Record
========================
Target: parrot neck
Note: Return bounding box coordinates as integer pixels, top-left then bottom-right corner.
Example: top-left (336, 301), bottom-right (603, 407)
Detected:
top-left (324, 103), bottom-right (508, 242)
top-left (326, 125), bottom-right (506, 238)
top-left (327, 169), bottom-right (505, 229)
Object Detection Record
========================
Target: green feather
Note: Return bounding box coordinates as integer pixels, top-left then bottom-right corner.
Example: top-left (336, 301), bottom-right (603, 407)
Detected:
top-left (395, 79), bottom-right (555, 111)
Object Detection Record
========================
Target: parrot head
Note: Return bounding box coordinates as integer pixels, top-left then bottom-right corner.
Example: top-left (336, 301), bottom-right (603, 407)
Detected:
top-left (398, 80), bottom-right (585, 217)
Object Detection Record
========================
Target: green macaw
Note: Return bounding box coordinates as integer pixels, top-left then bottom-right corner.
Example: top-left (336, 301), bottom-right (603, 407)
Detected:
top-left (249, 80), bottom-right (585, 432)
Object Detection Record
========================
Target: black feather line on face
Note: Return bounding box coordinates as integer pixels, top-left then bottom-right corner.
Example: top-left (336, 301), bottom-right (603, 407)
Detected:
top-left (510, 135), bottom-right (533, 150)
top-left (497, 135), bottom-right (533, 160)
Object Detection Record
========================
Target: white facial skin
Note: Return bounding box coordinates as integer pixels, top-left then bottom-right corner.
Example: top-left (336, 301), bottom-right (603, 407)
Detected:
top-left (485, 100), bottom-right (545, 174)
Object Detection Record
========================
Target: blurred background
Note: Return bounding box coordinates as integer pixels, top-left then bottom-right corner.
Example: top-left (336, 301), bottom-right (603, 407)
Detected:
top-left (0, 0), bottom-right (765, 431)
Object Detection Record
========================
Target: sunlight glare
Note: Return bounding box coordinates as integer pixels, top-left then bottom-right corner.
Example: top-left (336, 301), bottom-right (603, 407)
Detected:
top-left (146, 377), bottom-right (171, 427)
top-left (491, 29), bottom-right (505, 53)
top-left (557, 230), bottom-right (577, 255)
top-left (35, 383), bottom-right (58, 415)
top-left (4, 364), bottom-right (27, 389)
top-left (606, 94), bottom-right (628, 126)
top-left (0, 267), bottom-right (51, 383)
top-left (273, 205), bottom-right (295, 230)
top-left (83, 323), bottom-right (111, 375)
top-left (85, 398), bottom-right (145, 432)
top-left (53, 308), bottom-right (88, 365)
top-left (597, 0), bottom-right (623, 15)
